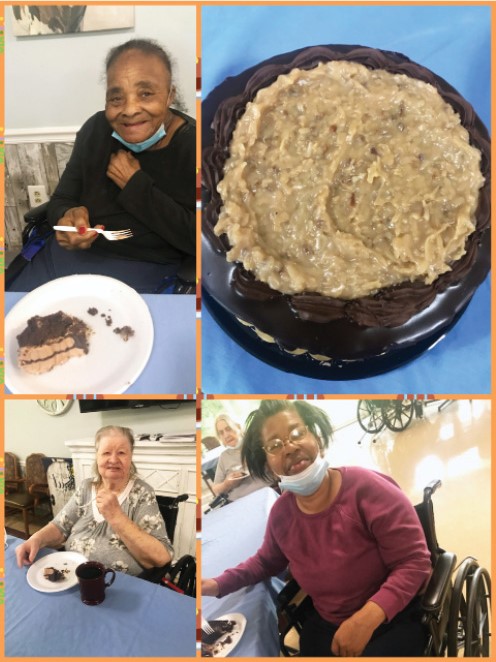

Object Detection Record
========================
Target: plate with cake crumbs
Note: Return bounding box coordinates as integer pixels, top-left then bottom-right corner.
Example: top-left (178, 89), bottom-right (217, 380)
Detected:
top-left (5, 275), bottom-right (154, 394)
top-left (201, 613), bottom-right (247, 657)
top-left (26, 551), bottom-right (88, 593)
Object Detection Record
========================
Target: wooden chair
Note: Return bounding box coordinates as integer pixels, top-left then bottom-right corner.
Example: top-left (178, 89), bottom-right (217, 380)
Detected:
top-left (5, 452), bottom-right (24, 495)
top-left (202, 436), bottom-right (221, 451)
top-left (5, 453), bottom-right (50, 536)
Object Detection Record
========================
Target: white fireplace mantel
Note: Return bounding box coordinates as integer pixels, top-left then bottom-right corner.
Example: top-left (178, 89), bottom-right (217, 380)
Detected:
top-left (65, 434), bottom-right (196, 558)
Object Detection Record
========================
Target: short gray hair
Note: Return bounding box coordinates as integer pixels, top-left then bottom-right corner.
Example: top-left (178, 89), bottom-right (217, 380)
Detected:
top-left (92, 425), bottom-right (137, 485)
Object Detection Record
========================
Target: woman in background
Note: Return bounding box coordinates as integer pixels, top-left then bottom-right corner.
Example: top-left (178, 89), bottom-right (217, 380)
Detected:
top-left (212, 413), bottom-right (273, 501)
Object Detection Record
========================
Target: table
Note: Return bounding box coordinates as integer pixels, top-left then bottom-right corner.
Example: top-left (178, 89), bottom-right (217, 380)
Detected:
top-left (201, 446), bottom-right (223, 474)
top-left (201, 5), bottom-right (490, 395)
top-left (202, 487), bottom-right (283, 656)
top-left (5, 293), bottom-right (196, 394)
top-left (5, 537), bottom-right (196, 657)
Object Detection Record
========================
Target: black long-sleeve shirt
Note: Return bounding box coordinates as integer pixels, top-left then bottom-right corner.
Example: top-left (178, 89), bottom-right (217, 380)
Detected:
top-left (47, 109), bottom-right (196, 265)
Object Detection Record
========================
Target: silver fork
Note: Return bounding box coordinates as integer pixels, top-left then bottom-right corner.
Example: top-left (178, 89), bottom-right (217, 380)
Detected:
top-left (53, 226), bottom-right (133, 241)
top-left (201, 618), bottom-right (214, 635)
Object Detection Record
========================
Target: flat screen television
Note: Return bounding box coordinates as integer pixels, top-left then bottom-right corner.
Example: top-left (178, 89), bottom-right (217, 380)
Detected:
top-left (78, 400), bottom-right (186, 413)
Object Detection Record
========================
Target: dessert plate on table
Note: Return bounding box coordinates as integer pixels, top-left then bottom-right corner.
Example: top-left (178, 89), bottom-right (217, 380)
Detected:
top-left (26, 551), bottom-right (88, 593)
top-left (5, 275), bottom-right (154, 394)
top-left (201, 613), bottom-right (247, 657)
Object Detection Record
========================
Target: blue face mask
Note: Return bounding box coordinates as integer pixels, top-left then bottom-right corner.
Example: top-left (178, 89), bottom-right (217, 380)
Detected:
top-left (278, 455), bottom-right (329, 496)
top-left (111, 125), bottom-right (166, 153)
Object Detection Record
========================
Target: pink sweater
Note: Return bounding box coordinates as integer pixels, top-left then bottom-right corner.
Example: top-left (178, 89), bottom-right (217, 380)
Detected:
top-left (214, 466), bottom-right (432, 624)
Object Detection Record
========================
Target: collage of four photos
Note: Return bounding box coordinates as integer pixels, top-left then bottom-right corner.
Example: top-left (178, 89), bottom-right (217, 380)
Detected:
top-left (3, 2), bottom-right (492, 659)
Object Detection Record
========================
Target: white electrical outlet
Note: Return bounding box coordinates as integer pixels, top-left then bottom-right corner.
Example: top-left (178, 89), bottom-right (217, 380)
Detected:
top-left (27, 184), bottom-right (49, 208)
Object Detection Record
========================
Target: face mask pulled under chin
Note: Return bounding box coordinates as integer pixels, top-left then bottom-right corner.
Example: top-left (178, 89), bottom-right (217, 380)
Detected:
top-left (278, 454), bottom-right (329, 496)
top-left (111, 125), bottom-right (166, 153)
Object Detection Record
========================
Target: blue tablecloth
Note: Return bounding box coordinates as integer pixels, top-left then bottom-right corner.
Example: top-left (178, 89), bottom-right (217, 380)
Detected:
top-left (202, 446), bottom-right (223, 473)
top-left (202, 487), bottom-right (282, 657)
top-left (5, 537), bottom-right (196, 657)
top-left (201, 5), bottom-right (490, 395)
top-left (5, 292), bottom-right (196, 395)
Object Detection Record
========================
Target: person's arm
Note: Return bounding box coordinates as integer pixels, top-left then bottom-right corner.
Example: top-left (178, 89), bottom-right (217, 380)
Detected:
top-left (211, 453), bottom-right (243, 496)
top-left (96, 486), bottom-right (172, 569)
top-left (211, 474), bottom-right (246, 496)
top-left (46, 115), bottom-right (103, 250)
top-left (203, 505), bottom-right (289, 598)
top-left (15, 522), bottom-right (66, 568)
top-left (331, 473), bottom-right (432, 655)
top-left (115, 126), bottom-right (196, 255)
top-left (47, 120), bottom-right (88, 226)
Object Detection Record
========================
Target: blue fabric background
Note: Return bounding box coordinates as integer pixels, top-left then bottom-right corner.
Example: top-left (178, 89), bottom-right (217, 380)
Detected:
top-left (201, 4), bottom-right (490, 395)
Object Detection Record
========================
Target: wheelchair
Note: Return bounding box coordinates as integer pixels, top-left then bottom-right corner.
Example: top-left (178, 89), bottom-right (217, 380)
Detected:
top-left (138, 493), bottom-right (196, 597)
top-left (277, 480), bottom-right (491, 657)
top-left (356, 399), bottom-right (421, 433)
top-left (5, 201), bottom-right (196, 294)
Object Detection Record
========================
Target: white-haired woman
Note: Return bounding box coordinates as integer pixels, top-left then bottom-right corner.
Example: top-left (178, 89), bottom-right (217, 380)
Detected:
top-left (16, 426), bottom-right (172, 575)
top-left (212, 414), bottom-right (273, 501)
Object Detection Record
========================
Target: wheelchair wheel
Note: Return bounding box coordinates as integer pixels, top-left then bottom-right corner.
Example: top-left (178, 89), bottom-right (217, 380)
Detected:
top-left (382, 400), bottom-right (414, 431)
top-left (465, 567), bottom-right (491, 656)
top-left (357, 400), bottom-right (385, 433)
top-left (447, 558), bottom-right (480, 656)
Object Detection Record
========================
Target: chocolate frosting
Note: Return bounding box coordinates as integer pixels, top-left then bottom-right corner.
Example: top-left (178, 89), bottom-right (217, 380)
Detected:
top-left (17, 311), bottom-right (90, 352)
top-left (202, 45), bottom-right (490, 360)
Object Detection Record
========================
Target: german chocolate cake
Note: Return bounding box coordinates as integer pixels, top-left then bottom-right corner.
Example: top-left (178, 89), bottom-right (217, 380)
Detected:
top-left (202, 45), bottom-right (490, 376)
top-left (17, 311), bottom-right (92, 375)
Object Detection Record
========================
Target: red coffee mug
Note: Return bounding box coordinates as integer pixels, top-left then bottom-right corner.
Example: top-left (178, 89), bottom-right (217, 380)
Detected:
top-left (76, 561), bottom-right (116, 605)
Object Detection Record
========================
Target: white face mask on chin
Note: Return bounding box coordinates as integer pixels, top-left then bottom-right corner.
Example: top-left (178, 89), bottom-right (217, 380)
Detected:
top-left (278, 455), bottom-right (329, 496)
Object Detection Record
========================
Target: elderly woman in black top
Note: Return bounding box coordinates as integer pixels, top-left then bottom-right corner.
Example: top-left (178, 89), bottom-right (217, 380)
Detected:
top-left (8, 38), bottom-right (195, 293)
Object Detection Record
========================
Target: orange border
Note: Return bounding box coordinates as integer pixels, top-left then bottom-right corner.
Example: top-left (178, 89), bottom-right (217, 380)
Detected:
top-left (2, 2), bottom-right (495, 661)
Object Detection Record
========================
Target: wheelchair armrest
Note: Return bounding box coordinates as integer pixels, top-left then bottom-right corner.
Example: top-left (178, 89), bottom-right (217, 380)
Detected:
top-left (173, 254), bottom-right (196, 294)
top-left (421, 551), bottom-right (457, 612)
top-left (138, 562), bottom-right (172, 584)
top-left (276, 578), bottom-right (302, 610)
top-left (24, 202), bottom-right (49, 224)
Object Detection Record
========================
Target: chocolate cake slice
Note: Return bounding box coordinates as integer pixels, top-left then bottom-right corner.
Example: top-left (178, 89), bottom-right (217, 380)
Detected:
top-left (17, 311), bottom-right (92, 375)
top-left (43, 567), bottom-right (66, 582)
top-left (201, 620), bottom-right (236, 646)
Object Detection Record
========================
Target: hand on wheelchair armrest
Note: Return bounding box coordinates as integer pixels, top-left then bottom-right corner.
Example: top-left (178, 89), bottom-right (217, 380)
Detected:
top-left (420, 551), bottom-right (457, 612)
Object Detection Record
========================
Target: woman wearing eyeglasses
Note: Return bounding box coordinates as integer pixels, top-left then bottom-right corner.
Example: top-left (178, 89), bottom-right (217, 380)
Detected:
top-left (202, 400), bottom-right (432, 657)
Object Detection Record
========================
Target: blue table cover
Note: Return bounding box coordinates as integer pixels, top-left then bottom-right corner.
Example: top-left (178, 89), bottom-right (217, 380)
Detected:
top-left (5, 537), bottom-right (196, 657)
top-left (5, 292), bottom-right (196, 395)
top-left (202, 487), bottom-right (283, 656)
top-left (202, 445), bottom-right (223, 473)
top-left (201, 5), bottom-right (490, 395)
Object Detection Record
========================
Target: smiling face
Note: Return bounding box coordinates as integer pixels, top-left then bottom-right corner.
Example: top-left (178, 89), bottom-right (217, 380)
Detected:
top-left (96, 432), bottom-right (133, 486)
top-left (261, 409), bottom-right (320, 477)
top-left (216, 418), bottom-right (241, 448)
top-left (105, 49), bottom-right (172, 144)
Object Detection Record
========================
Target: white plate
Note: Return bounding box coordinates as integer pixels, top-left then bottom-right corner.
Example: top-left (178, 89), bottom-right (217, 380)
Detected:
top-left (26, 551), bottom-right (88, 593)
top-left (5, 275), bottom-right (154, 394)
top-left (202, 613), bottom-right (247, 657)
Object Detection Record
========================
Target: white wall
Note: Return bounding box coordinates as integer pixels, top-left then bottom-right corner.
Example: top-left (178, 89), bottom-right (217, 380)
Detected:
top-left (5, 4), bottom-right (196, 132)
top-left (5, 399), bottom-right (196, 462)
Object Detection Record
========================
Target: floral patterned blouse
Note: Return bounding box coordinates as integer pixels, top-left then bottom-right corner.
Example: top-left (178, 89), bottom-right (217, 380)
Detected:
top-left (52, 477), bottom-right (173, 576)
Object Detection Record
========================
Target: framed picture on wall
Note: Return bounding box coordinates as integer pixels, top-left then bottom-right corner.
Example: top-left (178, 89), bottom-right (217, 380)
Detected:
top-left (12, 6), bottom-right (134, 37)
